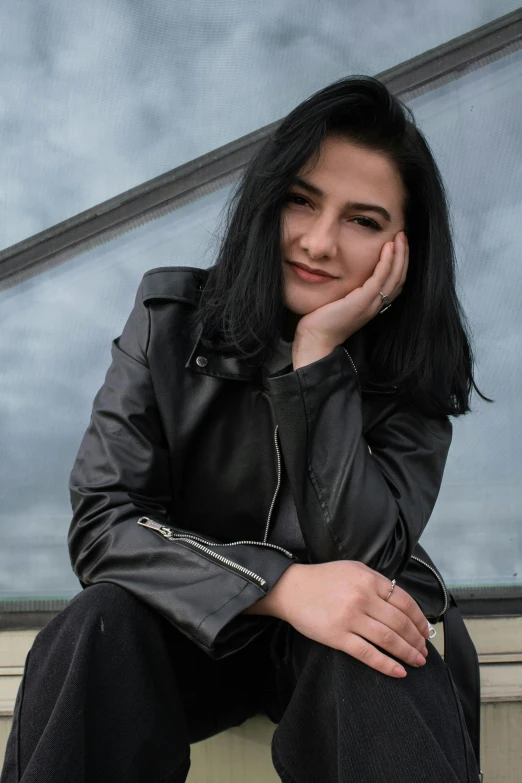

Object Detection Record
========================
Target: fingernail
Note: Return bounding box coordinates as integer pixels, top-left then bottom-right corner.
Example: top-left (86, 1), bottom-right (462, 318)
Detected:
top-left (416, 654), bottom-right (426, 666)
top-left (393, 666), bottom-right (407, 677)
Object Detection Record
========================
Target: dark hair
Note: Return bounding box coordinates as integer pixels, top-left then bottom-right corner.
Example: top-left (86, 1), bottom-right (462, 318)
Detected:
top-left (188, 74), bottom-right (493, 418)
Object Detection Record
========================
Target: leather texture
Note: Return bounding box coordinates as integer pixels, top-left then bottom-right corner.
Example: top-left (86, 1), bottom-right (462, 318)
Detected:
top-left (67, 264), bottom-right (482, 773)
top-left (68, 264), bottom-right (454, 657)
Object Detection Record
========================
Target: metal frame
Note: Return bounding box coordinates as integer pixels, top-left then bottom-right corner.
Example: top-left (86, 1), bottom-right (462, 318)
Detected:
top-left (2, 585), bottom-right (522, 629)
top-left (1, 7), bottom-right (521, 290)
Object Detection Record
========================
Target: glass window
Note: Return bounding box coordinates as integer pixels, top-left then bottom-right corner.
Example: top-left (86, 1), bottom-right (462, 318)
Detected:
top-left (1, 1), bottom-right (520, 249)
top-left (0, 186), bottom-right (233, 598)
top-left (1, 29), bottom-right (521, 602)
top-left (412, 46), bottom-right (522, 589)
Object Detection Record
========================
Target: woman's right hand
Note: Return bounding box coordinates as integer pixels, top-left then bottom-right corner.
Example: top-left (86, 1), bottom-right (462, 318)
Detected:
top-left (245, 560), bottom-right (430, 678)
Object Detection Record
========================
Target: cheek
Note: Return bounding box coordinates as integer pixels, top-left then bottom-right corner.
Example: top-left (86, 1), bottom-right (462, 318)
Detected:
top-left (338, 235), bottom-right (382, 284)
top-left (281, 212), bottom-right (299, 251)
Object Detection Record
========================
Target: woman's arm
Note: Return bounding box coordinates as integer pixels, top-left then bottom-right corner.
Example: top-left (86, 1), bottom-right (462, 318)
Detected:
top-left (68, 278), bottom-right (295, 660)
top-left (264, 343), bottom-right (452, 579)
top-left (244, 559), bottom-right (431, 678)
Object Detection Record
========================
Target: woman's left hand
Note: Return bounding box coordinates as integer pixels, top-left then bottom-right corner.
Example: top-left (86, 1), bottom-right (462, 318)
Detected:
top-left (292, 230), bottom-right (408, 367)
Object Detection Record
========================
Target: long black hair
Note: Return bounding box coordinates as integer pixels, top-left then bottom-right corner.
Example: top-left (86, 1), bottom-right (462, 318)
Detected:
top-left (188, 74), bottom-right (493, 418)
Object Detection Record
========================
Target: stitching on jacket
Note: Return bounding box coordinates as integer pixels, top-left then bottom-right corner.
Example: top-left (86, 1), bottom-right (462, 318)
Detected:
top-left (144, 267), bottom-right (204, 277)
top-left (114, 338), bottom-right (149, 369)
top-left (196, 580), bottom-right (255, 636)
top-left (297, 365), bottom-right (350, 558)
top-left (144, 295), bottom-right (196, 305)
top-left (144, 294), bottom-right (151, 355)
top-left (190, 367), bottom-right (256, 381)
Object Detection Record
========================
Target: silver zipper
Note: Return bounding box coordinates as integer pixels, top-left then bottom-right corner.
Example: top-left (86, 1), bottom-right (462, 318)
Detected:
top-left (137, 517), bottom-right (268, 587)
top-left (137, 516), bottom-right (293, 559)
top-left (410, 555), bottom-right (449, 616)
top-left (263, 425), bottom-right (282, 543)
top-left (342, 347), bottom-right (361, 392)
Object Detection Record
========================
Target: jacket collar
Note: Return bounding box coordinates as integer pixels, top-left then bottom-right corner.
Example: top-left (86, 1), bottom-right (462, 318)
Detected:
top-left (185, 318), bottom-right (373, 387)
top-left (185, 322), bottom-right (262, 382)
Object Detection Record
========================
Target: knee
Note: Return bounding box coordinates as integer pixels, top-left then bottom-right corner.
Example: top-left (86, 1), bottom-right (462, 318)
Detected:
top-left (64, 581), bottom-right (147, 626)
top-left (308, 637), bottom-right (446, 702)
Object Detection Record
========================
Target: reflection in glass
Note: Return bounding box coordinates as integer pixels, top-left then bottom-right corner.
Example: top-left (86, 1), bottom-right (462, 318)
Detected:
top-left (2, 48), bottom-right (522, 598)
top-left (2, 1), bottom-right (520, 249)
top-left (0, 186), bottom-right (233, 597)
top-left (412, 47), bottom-right (522, 588)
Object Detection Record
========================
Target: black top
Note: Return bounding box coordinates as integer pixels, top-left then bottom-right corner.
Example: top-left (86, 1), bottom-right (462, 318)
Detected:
top-left (262, 337), bottom-right (309, 563)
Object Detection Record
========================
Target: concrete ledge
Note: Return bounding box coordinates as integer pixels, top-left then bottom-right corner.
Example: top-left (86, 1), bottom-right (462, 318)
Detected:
top-left (1, 619), bottom-right (522, 781)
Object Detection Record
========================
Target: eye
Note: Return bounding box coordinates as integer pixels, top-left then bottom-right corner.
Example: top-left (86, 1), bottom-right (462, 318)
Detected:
top-left (352, 217), bottom-right (381, 230)
top-left (285, 193), bottom-right (310, 207)
top-left (284, 194), bottom-right (381, 231)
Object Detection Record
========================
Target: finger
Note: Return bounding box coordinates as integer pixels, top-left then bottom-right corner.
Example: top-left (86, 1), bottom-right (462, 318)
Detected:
top-left (384, 233), bottom-right (408, 297)
top-left (398, 234), bottom-right (409, 288)
top-left (356, 616), bottom-right (427, 668)
top-left (387, 585), bottom-right (431, 640)
top-left (365, 242), bottom-right (394, 298)
top-left (369, 239), bottom-right (403, 311)
top-left (341, 632), bottom-right (407, 678)
top-left (373, 573), bottom-right (429, 640)
top-left (367, 599), bottom-right (428, 657)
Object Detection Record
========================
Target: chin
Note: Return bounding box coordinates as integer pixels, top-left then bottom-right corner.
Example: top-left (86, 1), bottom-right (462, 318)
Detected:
top-left (284, 286), bottom-right (339, 315)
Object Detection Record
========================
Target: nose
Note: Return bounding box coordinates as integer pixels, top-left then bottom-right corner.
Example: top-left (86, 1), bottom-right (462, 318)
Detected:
top-left (299, 213), bottom-right (338, 260)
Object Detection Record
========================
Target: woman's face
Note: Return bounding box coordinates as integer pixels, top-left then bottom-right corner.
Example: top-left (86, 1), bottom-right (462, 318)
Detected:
top-left (281, 135), bottom-right (407, 325)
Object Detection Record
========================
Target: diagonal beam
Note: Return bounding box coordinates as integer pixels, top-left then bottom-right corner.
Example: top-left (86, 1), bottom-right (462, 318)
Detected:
top-left (1, 8), bottom-right (521, 289)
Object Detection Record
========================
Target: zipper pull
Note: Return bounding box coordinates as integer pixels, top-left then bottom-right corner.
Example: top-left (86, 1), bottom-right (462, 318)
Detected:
top-left (138, 517), bottom-right (175, 541)
top-left (137, 517), bottom-right (164, 531)
top-left (427, 621), bottom-right (437, 639)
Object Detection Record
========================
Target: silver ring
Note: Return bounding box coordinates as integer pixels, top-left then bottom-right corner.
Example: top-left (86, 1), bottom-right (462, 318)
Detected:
top-left (379, 291), bottom-right (392, 315)
top-left (385, 579), bottom-right (396, 602)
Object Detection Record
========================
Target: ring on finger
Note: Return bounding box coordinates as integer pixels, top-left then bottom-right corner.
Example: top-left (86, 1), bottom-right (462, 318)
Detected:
top-left (385, 579), bottom-right (396, 602)
top-left (378, 290), bottom-right (392, 314)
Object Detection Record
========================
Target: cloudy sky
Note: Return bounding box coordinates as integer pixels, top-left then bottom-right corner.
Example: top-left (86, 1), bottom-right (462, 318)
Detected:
top-left (1, 0), bottom-right (519, 250)
top-left (1, 0), bottom-right (521, 597)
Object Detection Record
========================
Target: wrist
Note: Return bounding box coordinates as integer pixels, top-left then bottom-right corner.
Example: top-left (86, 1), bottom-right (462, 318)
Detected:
top-left (243, 563), bottom-right (304, 619)
top-left (292, 335), bottom-right (337, 370)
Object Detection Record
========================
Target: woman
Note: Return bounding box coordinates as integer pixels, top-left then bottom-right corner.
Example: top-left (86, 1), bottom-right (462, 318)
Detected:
top-left (2, 76), bottom-right (489, 783)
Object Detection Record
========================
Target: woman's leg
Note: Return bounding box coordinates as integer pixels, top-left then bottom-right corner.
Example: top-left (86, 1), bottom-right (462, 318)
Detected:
top-left (270, 630), bottom-right (481, 783)
top-left (1, 582), bottom-right (273, 783)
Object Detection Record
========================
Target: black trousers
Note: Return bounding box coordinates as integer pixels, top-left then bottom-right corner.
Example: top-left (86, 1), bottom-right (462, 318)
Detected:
top-left (1, 582), bottom-right (480, 783)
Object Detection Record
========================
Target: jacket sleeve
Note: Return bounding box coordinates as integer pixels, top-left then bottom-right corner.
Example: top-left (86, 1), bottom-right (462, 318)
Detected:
top-left (68, 280), bottom-right (295, 659)
top-left (265, 344), bottom-right (452, 580)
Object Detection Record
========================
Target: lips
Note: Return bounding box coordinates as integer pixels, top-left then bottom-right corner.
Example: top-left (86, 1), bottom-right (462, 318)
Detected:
top-left (287, 261), bottom-right (337, 278)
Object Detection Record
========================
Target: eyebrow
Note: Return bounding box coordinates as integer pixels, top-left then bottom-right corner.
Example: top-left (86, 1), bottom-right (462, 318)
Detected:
top-left (290, 176), bottom-right (392, 223)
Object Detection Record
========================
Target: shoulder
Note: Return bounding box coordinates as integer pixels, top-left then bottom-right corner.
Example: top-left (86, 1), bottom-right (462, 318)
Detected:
top-left (139, 266), bottom-right (209, 306)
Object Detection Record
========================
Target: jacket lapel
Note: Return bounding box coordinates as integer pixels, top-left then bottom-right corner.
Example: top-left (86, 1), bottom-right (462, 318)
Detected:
top-left (185, 304), bottom-right (395, 394)
top-left (185, 323), bottom-right (261, 382)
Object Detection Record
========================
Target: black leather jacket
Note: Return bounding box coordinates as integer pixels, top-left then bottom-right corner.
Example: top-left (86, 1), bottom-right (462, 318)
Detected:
top-left (68, 265), bottom-right (453, 660)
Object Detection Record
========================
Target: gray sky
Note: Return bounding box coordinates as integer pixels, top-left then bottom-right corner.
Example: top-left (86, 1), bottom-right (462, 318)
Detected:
top-left (1, 0), bottom-right (519, 249)
top-left (1, 1), bottom-right (521, 596)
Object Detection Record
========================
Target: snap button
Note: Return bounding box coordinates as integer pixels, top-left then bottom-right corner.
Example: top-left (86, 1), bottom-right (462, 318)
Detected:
top-left (196, 356), bottom-right (208, 367)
